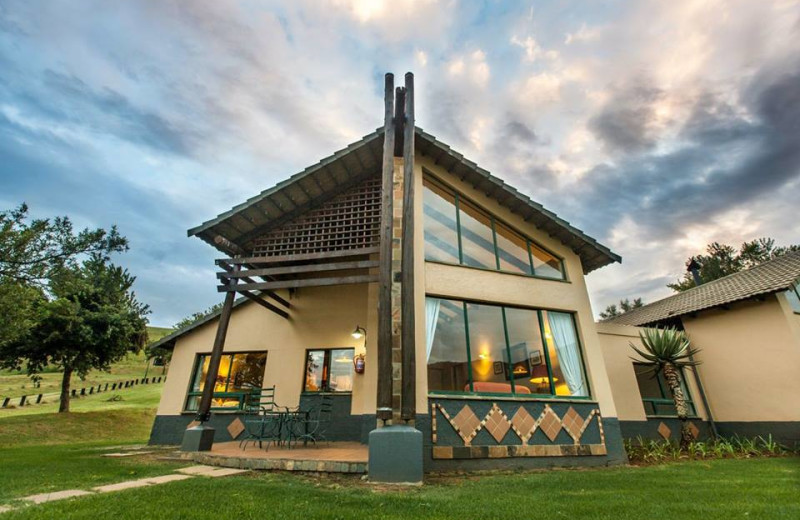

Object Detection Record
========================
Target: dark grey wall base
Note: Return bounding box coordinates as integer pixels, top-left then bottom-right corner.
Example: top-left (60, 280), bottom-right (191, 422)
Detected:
top-left (620, 419), bottom-right (799, 447)
top-left (620, 419), bottom-right (712, 441)
top-left (149, 395), bottom-right (374, 446)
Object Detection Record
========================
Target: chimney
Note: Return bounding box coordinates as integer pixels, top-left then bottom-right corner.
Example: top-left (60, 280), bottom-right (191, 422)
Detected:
top-left (687, 258), bottom-right (702, 287)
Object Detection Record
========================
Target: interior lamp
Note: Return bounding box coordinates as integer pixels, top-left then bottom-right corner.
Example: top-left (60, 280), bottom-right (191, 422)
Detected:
top-left (529, 365), bottom-right (558, 387)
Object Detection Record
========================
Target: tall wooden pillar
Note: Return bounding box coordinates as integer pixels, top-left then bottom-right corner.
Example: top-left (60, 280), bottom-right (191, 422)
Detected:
top-left (400, 72), bottom-right (416, 421)
top-left (195, 264), bottom-right (239, 423)
top-left (377, 73), bottom-right (395, 423)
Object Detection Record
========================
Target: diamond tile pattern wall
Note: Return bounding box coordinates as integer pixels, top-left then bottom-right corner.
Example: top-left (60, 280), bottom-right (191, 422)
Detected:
top-left (227, 417), bottom-right (245, 440)
top-left (657, 422), bottom-right (672, 440)
top-left (434, 402), bottom-right (604, 448)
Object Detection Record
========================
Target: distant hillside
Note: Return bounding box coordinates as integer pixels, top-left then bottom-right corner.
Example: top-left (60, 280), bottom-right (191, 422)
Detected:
top-left (147, 326), bottom-right (174, 344)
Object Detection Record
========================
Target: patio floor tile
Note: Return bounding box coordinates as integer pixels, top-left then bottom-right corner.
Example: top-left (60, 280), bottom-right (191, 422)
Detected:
top-left (93, 478), bottom-right (154, 493)
top-left (176, 465), bottom-right (219, 476)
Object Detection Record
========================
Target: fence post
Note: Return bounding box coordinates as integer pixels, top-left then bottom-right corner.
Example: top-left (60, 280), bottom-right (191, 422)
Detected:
top-left (2, 397), bottom-right (9, 408)
top-left (105, 383), bottom-right (109, 391)
top-left (36, 394), bottom-right (43, 404)
top-left (71, 389), bottom-right (77, 397)
top-left (19, 395), bottom-right (27, 406)
top-left (80, 388), bottom-right (85, 396)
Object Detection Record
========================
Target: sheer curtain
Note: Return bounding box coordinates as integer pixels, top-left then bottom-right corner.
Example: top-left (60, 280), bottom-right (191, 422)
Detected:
top-left (547, 312), bottom-right (587, 396)
top-left (425, 298), bottom-right (441, 362)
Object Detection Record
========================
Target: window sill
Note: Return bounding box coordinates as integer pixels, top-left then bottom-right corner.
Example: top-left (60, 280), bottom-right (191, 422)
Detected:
top-left (644, 415), bottom-right (702, 420)
top-left (428, 392), bottom-right (595, 404)
top-left (181, 410), bottom-right (242, 415)
top-left (300, 391), bottom-right (352, 396)
top-left (424, 260), bottom-right (570, 283)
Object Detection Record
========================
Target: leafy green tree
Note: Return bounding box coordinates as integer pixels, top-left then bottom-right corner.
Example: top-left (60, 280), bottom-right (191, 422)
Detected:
top-left (630, 328), bottom-right (701, 447)
top-left (0, 204), bottom-right (128, 346)
top-left (173, 303), bottom-right (223, 330)
top-left (599, 298), bottom-right (644, 320)
top-left (669, 238), bottom-right (800, 292)
top-left (0, 255), bottom-right (149, 412)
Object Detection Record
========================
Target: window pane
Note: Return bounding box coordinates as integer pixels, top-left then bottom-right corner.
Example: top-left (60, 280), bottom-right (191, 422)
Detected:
top-left (191, 355), bottom-right (211, 392)
top-left (634, 364), bottom-right (663, 399)
top-left (542, 311), bottom-right (588, 396)
top-left (228, 353), bottom-right (267, 393)
top-left (530, 243), bottom-right (563, 279)
top-left (786, 286), bottom-right (800, 313)
top-left (329, 349), bottom-right (354, 392)
top-left (427, 298), bottom-right (470, 392)
top-left (304, 351), bottom-right (325, 392)
top-left (503, 307), bottom-right (550, 395)
top-left (495, 223), bottom-right (532, 275)
top-left (466, 302), bottom-right (512, 394)
top-left (423, 182), bottom-right (459, 263)
top-left (459, 201), bottom-right (496, 270)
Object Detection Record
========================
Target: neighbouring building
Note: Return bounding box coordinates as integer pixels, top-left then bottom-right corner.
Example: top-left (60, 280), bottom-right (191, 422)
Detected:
top-left (600, 251), bottom-right (800, 446)
top-left (149, 74), bottom-right (632, 473)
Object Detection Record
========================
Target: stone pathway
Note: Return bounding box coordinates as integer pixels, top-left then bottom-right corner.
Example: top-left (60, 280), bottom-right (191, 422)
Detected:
top-left (2, 465), bottom-right (248, 514)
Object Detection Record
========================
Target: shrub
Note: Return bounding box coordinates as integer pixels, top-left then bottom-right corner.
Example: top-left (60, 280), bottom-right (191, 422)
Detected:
top-left (624, 434), bottom-right (794, 464)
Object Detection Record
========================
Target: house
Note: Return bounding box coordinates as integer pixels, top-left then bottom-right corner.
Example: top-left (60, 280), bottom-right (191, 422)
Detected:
top-left (599, 251), bottom-right (800, 446)
top-left (148, 73), bottom-right (630, 478)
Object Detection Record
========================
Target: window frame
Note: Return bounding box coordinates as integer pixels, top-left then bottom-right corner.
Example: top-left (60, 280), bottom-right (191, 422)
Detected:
top-left (183, 350), bottom-right (268, 413)
top-left (422, 173), bottom-right (568, 282)
top-left (785, 282), bottom-right (800, 314)
top-left (302, 348), bottom-right (355, 394)
top-left (632, 362), bottom-right (697, 418)
top-left (426, 296), bottom-right (591, 400)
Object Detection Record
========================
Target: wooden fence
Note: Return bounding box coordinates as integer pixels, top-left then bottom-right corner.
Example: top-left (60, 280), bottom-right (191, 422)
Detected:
top-left (1, 376), bottom-right (166, 409)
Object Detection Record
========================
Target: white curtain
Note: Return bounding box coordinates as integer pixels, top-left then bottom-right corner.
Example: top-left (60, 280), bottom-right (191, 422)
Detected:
top-left (425, 298), bottom-right (441, 362)
top-left (547, 312), bottom-right (587, 396)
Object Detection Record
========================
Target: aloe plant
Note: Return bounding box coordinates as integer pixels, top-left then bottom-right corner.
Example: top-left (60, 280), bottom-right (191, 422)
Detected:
top-left (630, 327), bottom-right (701, 448)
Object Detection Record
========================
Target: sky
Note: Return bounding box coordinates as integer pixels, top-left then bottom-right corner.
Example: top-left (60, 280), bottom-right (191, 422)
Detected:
top-left (1, 0), bottom-right (799, 327)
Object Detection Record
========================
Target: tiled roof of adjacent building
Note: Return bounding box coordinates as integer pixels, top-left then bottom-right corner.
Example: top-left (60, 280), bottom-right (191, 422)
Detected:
top-left (607, 250), bottom-right (800, 327)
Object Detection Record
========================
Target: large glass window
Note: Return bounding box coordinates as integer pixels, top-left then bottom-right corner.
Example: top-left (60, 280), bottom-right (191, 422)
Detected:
top-left (633, 363), bottom-right (696, 416)
top-left (304, 349), bottom-right (354, 392)
top-left (785, 284), bottom-right (800, 313)
top-left (422, 177), bottom-right (565, 280)
top-left (425, 297), bottom-right (589, 398)
top-left (423, 182), bottom-right (460, 264)
top-left (185, 352), bottom-right (267, 411)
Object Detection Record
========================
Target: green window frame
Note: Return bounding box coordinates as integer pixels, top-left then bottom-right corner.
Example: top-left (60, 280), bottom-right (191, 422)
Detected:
top-left (184, 351), bottom-right (267, 412)
top-left (426, 297), bottom-right (590, 399)
top-left (632, 362), bottom-right (697, 417)
top-left (423, 176), bottom-right (566, 281)
top-left (303, 348), bottom-right (355, 393)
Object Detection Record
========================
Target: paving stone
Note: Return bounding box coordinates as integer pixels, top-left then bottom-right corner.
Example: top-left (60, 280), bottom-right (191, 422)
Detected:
top-left (144, 474), bottom-right (193, 485)
top-left (93, 478), bottom-right (153, 493)
top-left (103, 451), bottom-right (154, 457)
top-left (176, 465), bottom-right (218, 476)
top-left (200, 468), bottom-right (249, 478)
top-left (23, 489), bottom-right (93, 504)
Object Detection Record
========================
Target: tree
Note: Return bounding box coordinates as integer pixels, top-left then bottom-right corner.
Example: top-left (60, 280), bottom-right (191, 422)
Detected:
top-left (0, 254), bottom-right (149, 412)
top-left (173, 303), bottom-right (223, 331)
top-left (0, 204), bottom-right (128, 346)
top-left (669, 238), bottom-right (800, 292)
top-left (599, 298), bottom-right (644, 320)
top-left (629, 328), bottom-right (701, 448)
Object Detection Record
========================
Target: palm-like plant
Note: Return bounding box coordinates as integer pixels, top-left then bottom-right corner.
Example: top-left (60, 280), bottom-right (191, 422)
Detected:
top-left (630, 327), bottom-right (701, 447)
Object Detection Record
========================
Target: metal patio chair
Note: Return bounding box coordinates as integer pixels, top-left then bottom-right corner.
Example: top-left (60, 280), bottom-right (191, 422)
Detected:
top-left (239, 386), bottom-right (285, 450)
top-left (288, 393), bottom-right (333, 448)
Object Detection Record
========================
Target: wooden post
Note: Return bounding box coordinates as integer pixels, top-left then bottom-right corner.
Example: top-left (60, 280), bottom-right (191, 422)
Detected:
top-left (195, 264), bottom-right (240, 423)
top-left (377, 73), bottom-right (395, 423)
top-left (400, 72), bottom-right (416, 421)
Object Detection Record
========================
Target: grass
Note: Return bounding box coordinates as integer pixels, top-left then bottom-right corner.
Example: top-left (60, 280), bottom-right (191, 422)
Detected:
top-left (0, 409), bottom-right (187, 505)
top-left (0, 382), bottom-right (164, 417)
top-left (3, 457), bottom-right (798, 519)
top-left (0, 326), bottom-right (172, 400)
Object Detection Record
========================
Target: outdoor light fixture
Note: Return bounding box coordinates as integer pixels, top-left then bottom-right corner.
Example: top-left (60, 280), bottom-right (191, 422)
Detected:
top-left (351, 325), bottom-right (366, 340)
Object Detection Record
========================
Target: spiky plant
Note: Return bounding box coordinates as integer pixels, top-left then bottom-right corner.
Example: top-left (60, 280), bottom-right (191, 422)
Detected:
top-left (630, 327), bottom-right (701, 448)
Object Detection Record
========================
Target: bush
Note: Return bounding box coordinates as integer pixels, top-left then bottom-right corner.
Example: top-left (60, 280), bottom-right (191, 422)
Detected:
top-left (624, 435), bottom-right (794, 464)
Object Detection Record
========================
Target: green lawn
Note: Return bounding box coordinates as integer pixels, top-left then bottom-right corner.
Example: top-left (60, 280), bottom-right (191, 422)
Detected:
top-left (1, 399), bottom-right (798, 519)
top-left (0, 382), bottom-right (164, 417)
top-left (1, 326), bottom-right (172, 401)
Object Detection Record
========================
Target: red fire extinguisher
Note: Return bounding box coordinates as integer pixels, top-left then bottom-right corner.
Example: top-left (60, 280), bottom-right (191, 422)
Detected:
top-left (353, 354), bottom-right (365, 374)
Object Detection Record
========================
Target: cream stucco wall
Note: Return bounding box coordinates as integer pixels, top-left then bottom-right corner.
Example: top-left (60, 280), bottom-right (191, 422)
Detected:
top-left (681, 295), bottom-right (800, 422)
top-left (157, 284), bottom-right (373, 416)
top-left (596, 322), bottom-right (708, 422)
top-left (416, 154), bottom-right (620, 419)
